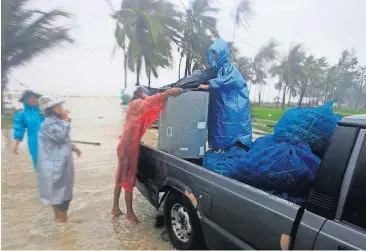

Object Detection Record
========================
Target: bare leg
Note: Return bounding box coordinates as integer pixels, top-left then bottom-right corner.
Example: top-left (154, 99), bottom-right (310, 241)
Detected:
top-left (111, 186), bottom-right (124, 216)
top-left (52, 206), bottom-right (60, 222)
top-left (58, 211), bottom-right (68, 223)
top-left (125, 190), bottom-right (139, 224)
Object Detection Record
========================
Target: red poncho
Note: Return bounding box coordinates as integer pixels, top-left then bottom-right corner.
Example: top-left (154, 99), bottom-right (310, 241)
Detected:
top-left (115, 93), bottom-right (164, 192)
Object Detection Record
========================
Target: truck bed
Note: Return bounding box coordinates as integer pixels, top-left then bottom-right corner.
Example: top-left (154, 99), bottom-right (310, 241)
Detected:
top-left (137, 143), bottom-right (301, 249)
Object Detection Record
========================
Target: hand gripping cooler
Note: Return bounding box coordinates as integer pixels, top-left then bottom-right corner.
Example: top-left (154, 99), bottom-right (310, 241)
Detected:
top-left (158, 91), bottom-right (209, 159)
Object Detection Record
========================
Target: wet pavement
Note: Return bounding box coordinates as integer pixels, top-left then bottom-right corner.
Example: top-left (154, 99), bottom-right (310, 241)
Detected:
top-left (1, 97), bottom-right (170, 250)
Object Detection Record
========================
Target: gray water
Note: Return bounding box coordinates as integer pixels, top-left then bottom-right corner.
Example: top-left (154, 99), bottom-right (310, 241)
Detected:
top-left (1, 97), bottom-right (169, 250)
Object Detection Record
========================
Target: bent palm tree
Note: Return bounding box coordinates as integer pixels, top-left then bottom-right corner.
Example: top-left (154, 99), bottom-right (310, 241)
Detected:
top-left (231, 0), bottom-right (253, 41)
top-left (1, 0), bottom-right (73, 113)
top-left (181, 0), bottom-right (218, 76)
top-left (271, 44), bottom-right (305, 109)
top-left (297, 56), bottom-right (328, 107)
top-left (251, 39), bottom-right (278, 106)
top-left (113, 0), bottom-right (180, 86)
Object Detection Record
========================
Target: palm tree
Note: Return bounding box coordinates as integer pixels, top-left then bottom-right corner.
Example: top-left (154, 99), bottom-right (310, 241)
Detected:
top-left (113, 0), bottom-right (181, 86)
top-left (271, 44), bottom-right (305, 110)
top-left (297, 56), bottom-right (328, 107)
top-left (251, 39), bottom-right (278, 106)
top-left (180, 0), bottom-right (218, 76)
top-left (231, 0), bottom-right (253, 42)
top-left (236, 56), bottom-right (253, 82)
top-left (322, 66), bottom-right (340, 103)
top-left (1, 0), bottom-right (73, 113)
top-left (113, 23), bottom-right (128, 89)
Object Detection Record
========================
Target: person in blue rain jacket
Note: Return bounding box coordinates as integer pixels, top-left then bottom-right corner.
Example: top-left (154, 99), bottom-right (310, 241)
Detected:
top-left (13, 90), bottom-right (43, 170)
top-left (199, 38), bottom-right (252, 150)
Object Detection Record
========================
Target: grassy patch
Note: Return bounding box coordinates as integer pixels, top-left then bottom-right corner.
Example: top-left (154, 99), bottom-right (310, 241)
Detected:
top-left (334, 108), bottom-right (366, 117)
top-left (251, 107), bottom-right (286, 122)
top-left (1, 114), bottom-right (13, 129)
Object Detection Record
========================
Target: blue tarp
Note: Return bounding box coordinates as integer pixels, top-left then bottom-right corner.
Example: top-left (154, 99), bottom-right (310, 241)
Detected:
top-left (207, 39), bottom-right (252, 149)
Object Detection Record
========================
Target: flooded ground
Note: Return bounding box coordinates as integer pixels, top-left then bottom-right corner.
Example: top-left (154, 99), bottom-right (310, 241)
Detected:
top-left (1, 97), bottom-right (170, 250)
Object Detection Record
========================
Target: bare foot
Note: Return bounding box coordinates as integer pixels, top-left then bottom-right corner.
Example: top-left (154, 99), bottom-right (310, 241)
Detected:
top-left (54, 218), bottom-right (67, 225)
top-left (111, 208), bottom-right (124, 216)
top-left (126, 213), bottom-right (139, 224)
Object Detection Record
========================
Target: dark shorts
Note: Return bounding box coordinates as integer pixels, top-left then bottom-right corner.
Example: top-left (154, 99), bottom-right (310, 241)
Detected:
top-left (54, 200), bottom-right (71, 212)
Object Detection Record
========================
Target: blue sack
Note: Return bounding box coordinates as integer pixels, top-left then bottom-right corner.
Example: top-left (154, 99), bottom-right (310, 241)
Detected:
top-left (203, 146), bottom-right (248, 178)
top-left (233, 135), bottom-right (321, 191)
top-left (274, 101), bottom-right (341, 152)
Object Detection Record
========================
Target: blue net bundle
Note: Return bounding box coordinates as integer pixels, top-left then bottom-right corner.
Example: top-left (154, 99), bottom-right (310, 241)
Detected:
top-left (233, 135), bottom-right (321, 192)
top-left (203, 135), bottom-right (321, 193)
top-left (274, 101), bottom-right (342, 152)
top-left (203, 146), bottom-right (248, 178)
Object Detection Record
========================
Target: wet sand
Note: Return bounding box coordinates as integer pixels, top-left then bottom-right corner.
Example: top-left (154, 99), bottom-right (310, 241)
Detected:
top-left (1, 97), bottom-right (171, 250)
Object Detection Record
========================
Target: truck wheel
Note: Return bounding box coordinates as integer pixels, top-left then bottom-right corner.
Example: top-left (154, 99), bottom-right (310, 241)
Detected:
top-left (164, 192), bottom-right (205, 250)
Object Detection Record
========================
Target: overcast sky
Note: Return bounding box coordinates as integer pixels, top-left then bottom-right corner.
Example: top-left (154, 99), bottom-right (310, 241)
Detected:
top-left (8, 0), bottom-right (366, 101)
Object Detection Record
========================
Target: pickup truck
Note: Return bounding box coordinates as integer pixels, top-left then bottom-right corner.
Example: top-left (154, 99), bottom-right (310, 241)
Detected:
top-left (136, 114), bottom-right (366, 250)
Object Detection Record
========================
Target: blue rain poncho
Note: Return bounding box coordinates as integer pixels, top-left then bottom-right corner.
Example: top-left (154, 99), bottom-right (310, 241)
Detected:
top-left (207, 39), bottom-right (252, 149)
top-left (38, 116), bottom-right (74, 205)
top-left (13, 103), bottom-right (44, 170)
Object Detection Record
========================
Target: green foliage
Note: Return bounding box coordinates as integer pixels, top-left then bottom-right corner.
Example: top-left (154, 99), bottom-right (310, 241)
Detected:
top-left (113, 0), bottom-right (181, 86)
top-left (1, 0), bottom-right (73, 113)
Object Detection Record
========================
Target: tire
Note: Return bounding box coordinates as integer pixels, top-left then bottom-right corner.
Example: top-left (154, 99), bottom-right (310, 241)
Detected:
top-left (164, 191), bottom-right (206, 250)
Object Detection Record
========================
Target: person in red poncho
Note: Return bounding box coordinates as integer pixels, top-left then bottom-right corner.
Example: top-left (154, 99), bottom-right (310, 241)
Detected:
top-left (112, 86), bottom-right (182, 224)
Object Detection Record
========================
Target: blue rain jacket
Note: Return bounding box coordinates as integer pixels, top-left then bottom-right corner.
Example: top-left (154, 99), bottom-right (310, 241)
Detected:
top-left (13, 103), bottom-right (44, 170)
top-left (207, 38), bottom-right (252, 149)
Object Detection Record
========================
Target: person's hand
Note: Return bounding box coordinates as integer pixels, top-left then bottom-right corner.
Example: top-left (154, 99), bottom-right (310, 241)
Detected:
top-left (199, 84), bottom-right (210, 90)
top-left (72, 146), bottom-right (81, 157)
top-left (13, 141), bottom-right (20, 155)
top-left (62, 110), bottom-right (70, 122)
top-left (168, 88), bottom-right (183, 97)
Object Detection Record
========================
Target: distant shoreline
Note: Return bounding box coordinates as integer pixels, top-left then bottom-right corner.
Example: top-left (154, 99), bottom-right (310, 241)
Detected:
top-left (7, 94), bottom-right (120, 98)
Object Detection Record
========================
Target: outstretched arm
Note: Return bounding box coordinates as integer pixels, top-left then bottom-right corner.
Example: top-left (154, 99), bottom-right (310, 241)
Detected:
top-left (13, 111), bottom-right (26, 154)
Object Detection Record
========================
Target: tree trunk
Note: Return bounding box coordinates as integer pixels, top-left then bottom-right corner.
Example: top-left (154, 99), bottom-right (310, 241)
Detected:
top-left (178, 52), bottom-right (183, 79)
top-left (123, 49), bottom-right (128, 89)
top-left (147, 69), bottom-right (151, 87)
top-left (231, 24), bottom-right (236, 61)
top-left (135, 55), bottom-right (142, 86)
top-left (298, 80), bottom-right (308, 108)
top-left (281, 85), bottom-right (287, 110)
top-left (258, 84), bottom-right (263, 107)
top-left (184, 51), bottom-right (190, 77)
top-left (276, 88), bottom-right (281, 108)
top-left (1, 71), bottom-right (7, 115)
top-left (288, 92), bottom-right (291, 107)
top-left (298, 88), bottom-right (305, 107)
top-left (324, 81), bottom-right (329, 104)
top-left (1, 84), bottom-right (5, 115)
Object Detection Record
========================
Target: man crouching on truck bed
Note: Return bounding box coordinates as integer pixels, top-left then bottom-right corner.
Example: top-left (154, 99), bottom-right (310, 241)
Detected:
top-left (111, 86), bottom-right (183, 224)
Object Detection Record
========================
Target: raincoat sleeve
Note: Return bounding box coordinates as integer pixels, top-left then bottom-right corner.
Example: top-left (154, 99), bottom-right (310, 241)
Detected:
top-left (208, 66), bottom-right (242, 89)
top-left (41, 120), bottom-right (71, 145)
top-left (141, 93), bottom-right (165, 135)
top-left (13, 111), bottom-right (26, 141)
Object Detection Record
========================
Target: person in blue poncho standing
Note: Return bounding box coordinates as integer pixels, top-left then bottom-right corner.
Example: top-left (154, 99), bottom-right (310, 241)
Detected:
top-left (13, 90), bottom-right (44, 171)
top-left (199, 38), bottom-right (252, 150)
